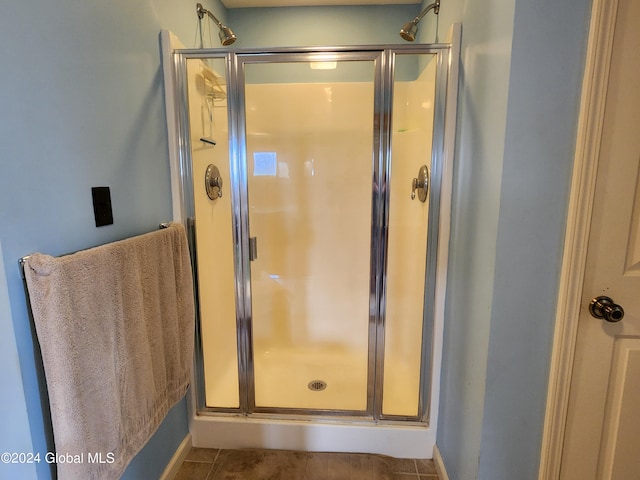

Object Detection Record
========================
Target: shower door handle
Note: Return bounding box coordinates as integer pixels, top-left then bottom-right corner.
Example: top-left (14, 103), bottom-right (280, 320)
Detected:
top-left (249, 237), bottom-right (258, 262)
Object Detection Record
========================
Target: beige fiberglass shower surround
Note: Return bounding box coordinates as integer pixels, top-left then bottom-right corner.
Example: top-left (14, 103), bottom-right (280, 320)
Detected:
top-left (165, 33), bottom-right (459, 456)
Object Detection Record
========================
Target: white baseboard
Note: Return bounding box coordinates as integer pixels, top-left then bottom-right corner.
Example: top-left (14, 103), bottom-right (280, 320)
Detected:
top-left (433, 444), bottom-right (450, 480)
top-left (160, 433), bottom-right (192, 480)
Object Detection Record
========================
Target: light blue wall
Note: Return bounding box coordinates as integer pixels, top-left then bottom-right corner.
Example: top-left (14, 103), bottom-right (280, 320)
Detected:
top-left (0, 1), bottom-right (225, 479)
top-left (476, 0), bottom-right (591, 479)
top-left (435, 0), bottom-right (592, 479)
top-left (227, 5), bottom-right (416, 48)
top-left (0, 242), bottom-right (37, 480)
top-left (435, 0), bottom-right (515, 478)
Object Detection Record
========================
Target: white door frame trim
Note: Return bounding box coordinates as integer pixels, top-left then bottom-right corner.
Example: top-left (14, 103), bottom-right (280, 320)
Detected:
top-left (538, 0), bottom-right (620, 478)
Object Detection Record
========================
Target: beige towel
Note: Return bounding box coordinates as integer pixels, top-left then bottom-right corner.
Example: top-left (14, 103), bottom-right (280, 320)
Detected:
top-left (23, 223), bottom-right (194, 480)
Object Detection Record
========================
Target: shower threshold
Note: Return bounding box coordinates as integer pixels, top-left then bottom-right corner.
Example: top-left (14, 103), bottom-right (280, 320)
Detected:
top-left (189, 413), bottom-right (435, 459)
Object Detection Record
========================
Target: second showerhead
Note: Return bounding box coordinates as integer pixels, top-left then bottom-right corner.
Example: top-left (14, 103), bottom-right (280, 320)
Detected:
top-left (399, 1), bottom-right (440, 42)
top-left (196, 3), bottom-right (237, 46)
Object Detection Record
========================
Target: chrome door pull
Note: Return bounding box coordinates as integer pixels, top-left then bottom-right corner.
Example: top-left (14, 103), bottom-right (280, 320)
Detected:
top-left (249, 237), bottom-right (258, 262)
top-left (411, 165), bottom-right (429, 202)
top-left (589, 295), bottom-right (625, 322)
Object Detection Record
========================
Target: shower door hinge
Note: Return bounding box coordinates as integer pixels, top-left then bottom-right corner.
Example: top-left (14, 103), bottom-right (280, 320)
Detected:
top-left (249, 236), bottom-right (258, 262)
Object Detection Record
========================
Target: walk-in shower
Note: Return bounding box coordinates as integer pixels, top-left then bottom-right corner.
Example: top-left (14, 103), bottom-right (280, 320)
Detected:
top-left (163, 31), bottom-right (459, 457)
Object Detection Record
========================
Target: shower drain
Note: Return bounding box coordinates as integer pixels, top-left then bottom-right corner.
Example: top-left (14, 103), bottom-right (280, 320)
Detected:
top-left (308, 380), bottom-right (327, 392)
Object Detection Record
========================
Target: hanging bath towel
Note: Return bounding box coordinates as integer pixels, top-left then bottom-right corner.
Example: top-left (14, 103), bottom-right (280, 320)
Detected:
top-left (23, 223), bottom-right (195, 480)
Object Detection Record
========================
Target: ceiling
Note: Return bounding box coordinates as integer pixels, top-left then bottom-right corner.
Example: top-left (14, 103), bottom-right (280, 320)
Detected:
top-left (222, 0), bottom-right (419, 8)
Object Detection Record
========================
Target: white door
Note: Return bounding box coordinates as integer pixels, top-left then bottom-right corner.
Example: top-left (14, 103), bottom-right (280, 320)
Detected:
top-left (560, 0), bottom-right (640, 477)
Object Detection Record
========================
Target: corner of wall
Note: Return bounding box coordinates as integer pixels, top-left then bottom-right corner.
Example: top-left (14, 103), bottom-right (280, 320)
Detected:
top-left (435, 0), bottom-right (517, 478)
top-left (159, 433), bottom-right (192, 480)
top-left (433, 444), bottom-right (451, 480)
top-left (0, 242), bottom-right (38, 480)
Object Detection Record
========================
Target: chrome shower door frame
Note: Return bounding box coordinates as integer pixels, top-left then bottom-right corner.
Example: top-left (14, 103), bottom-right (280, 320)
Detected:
top-left (232, 50), bottom-right (384, 419)
top-left (172, 44), bottom-right (452, 425)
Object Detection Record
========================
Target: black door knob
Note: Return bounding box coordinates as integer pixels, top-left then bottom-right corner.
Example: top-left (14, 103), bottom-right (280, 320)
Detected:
top-left (589, 296), bottom-right (625, 323)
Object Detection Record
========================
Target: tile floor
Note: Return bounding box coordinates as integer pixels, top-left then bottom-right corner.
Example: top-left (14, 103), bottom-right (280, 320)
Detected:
top-left (175, 448), bottom-right (440, 480)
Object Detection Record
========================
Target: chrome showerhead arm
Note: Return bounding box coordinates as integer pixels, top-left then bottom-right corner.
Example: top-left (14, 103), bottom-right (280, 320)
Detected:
top-left (196, 2), bottom-right (224, 30)
top-left (413, 1), bottom-right (440, 24)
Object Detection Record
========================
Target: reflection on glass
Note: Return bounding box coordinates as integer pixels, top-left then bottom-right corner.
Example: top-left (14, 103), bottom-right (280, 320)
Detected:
top-left (245, 61), bottom-right (374, 411)
top-left (186, 58), bottom-right (240, 408)
top-left (383, 54), bottom-right (437, 417)
top-left (253, 152), bottom-right (278, 176)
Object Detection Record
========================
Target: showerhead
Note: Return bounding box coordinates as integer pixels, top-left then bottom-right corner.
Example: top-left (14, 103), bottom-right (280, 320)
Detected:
top-left (218, 25), bottom-right (237, 46)
top-left (400, 21), bottom-right (419, 42)
top-left (399, 1), bottom-right (440, 42)
top-left (197, 2), bottom-right (238, 46)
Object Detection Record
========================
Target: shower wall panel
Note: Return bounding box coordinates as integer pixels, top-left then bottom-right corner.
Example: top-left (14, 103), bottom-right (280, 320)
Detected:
top-left (383, 56), bottom-right (437, 416)
top-left (186, 58), bottom-right (240, 409)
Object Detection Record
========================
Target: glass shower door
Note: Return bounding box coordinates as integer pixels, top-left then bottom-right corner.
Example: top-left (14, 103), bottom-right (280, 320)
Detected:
top-left (242, 57), bottom-right (377, 412)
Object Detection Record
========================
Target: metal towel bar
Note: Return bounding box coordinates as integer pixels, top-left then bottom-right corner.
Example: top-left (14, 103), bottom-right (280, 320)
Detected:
top-left (19, 223), bottom-right (174, 277)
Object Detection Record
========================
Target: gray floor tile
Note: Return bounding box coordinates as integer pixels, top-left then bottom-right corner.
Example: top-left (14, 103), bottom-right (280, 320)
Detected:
top-left (377, 455), bottom-right (417, 474)
top-left (305, 452), bottom-right (346, 479)
top-left (415, 459), bottom-right (437, 474)
top-left (179, 448), bottom-right (439, 480)
top-left (175, 460), bottom-right (214, 480)
top-left (349, 453), bottom-right (394, 480)
top-left (186, 448), bottom-right (220, 463)
top-left (210, 449), bottom-right (307, 480)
